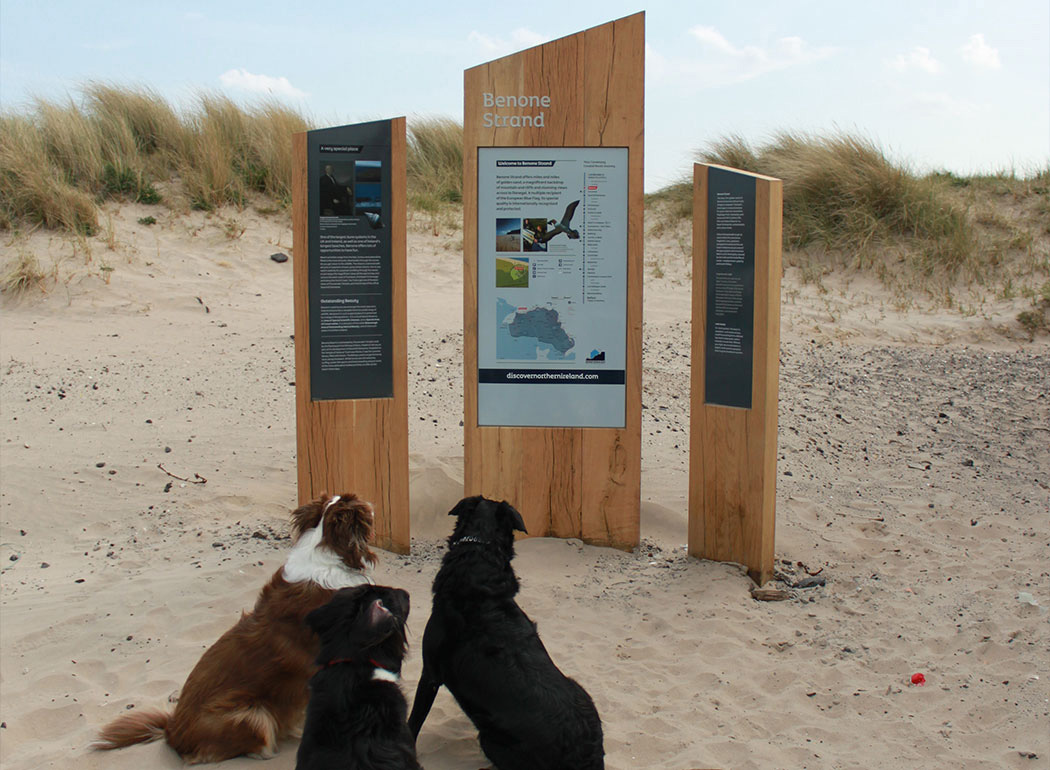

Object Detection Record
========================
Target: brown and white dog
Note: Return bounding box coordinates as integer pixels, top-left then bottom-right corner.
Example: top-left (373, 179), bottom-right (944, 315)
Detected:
top-left (94, 493), bottom-right (377, 764)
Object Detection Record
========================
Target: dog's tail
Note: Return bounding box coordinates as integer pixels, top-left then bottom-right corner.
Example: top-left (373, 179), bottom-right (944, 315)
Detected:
top-left (92, 709), bottom-right (169, 750)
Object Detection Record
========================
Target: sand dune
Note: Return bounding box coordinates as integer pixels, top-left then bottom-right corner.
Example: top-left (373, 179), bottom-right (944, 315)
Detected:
top-left (1, 203), bottom-right (1047, 769)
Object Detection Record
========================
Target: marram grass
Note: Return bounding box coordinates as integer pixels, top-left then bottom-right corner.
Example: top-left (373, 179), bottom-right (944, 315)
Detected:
top-left (1, 86), bottom-right (467, 231)
top-left (648, 131), bottom-right (991, 278)
top-left (407, 116), bottom-right (464, 214)
top-left (4, 86), bottom-right (1045, 292)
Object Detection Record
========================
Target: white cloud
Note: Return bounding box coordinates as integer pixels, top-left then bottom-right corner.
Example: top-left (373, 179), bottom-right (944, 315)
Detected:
top-left (960, 33), bottom-right (1001, 69)
top-left (903, 91), bottom-right (978, 119)
top-left (689, 26), bottom-right (737, 55)
top-left (468, 28), bottom-right (548, 58)
top-left (889, 46), bottom-right (942, 74)
top-left (662, 25), bottom-right (836, 86)
top-left (218, 68), bottom-right (307, 100)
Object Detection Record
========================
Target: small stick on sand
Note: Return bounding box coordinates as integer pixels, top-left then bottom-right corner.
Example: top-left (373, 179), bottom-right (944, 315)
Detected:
top-left (156, 464), bottom-right (208, 484)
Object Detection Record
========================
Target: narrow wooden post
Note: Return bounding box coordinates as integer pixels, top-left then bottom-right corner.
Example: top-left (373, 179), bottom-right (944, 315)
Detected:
top-left (689, 163), bottom-right (782, 584)
top-left (292, 119), bottom-right (410, 553)
top-left (462, 13), bottom-right (644, 548)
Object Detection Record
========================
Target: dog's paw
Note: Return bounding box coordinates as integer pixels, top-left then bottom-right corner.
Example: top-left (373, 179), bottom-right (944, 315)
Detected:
top-left (246, 746), bottom-right (278, 760)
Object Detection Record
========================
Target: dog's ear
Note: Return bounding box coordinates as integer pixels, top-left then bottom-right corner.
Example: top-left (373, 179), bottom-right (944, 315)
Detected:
top-left (448, 496), bottom-right (478, 518)
top-left (307, 585), bottom-right (368, 636)
top-left (498, 500), bottom-right (528, 534)
top-left (290, 494), bottom-right (328, 540)
top-left (305, 599), bottom-right (339, 636)
top-left (323, 494), bottom-right (378, 568)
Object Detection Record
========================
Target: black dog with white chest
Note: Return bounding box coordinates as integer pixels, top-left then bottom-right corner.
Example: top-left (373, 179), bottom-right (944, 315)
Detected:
top-left (408, 495), bottom-right (604, 770)
top-left (296, 585), bottom-right (420, 770)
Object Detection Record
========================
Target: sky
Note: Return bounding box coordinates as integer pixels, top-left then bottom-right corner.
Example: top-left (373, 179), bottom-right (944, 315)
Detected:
top-left (1, 1), bottom-right (1047, 192)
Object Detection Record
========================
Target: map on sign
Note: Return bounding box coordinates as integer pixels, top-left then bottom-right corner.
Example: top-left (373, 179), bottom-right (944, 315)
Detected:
top-left (496, 298), bottom-right (576, 361)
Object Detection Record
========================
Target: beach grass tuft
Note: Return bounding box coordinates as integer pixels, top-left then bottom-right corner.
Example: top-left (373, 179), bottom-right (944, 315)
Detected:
top-left (1, 248), bottom-right (53, 294)
top-left (0, 112), bottom-right (101, 233)
top-left (407, 116), bottom-right (464, 215)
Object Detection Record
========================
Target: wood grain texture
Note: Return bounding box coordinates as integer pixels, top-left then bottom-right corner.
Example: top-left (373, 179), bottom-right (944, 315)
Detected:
top-left (688, 163), bottom-right (783, 585)
top-left (463, 13), bottom-right (643, 547)
top-left (292, 120), bottom-right (410, 554)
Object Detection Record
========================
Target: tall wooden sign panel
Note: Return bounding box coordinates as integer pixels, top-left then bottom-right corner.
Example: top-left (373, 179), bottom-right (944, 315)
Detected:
top-left (292, 119), bottom-right (410, 553)
top-left (689, 163), bottom-right (783, 585)
top-left (463, 13), bottom-right (644, 548)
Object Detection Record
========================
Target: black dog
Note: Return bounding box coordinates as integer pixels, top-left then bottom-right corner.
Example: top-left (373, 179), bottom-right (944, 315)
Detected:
top-left (296, 585), bottom-right (420, 770)
top-left (408, 496), bottom-right (604, 770)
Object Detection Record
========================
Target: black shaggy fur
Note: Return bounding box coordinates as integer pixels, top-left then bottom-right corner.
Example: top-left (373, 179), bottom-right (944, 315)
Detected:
top-left (296, 585), bottom-right (420, 770)
top-left (408, 495), bottom-right (605, 770)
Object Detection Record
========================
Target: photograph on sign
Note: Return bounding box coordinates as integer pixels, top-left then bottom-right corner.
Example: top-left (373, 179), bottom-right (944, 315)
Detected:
top-left (319, 161), bottom-right (354, 216)
top-left (307, 125), bottom-right (394, 401)
top-left (476, 147), bottom-right (629, 428)
top-left (495, 218), bottom-right (521, 252)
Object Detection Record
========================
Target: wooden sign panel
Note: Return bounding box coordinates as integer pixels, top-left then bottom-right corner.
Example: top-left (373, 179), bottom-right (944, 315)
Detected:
top-left (689, 163), bottom-right (782, 585)
top-left (292, 119), bottom-right (410, 553)
top-left (463, 13), bottom-right (644, 548)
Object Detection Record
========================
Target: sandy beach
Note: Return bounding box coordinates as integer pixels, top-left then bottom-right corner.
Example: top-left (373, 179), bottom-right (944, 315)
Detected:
top-left (1, 201), bottom-right (1047, 769)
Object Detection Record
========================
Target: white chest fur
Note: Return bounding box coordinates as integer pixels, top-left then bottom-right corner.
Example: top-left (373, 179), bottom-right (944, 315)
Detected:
top-left (281, 521), bottom-right (374, 590)
top-left (372, 667), bottom-right (400, 683)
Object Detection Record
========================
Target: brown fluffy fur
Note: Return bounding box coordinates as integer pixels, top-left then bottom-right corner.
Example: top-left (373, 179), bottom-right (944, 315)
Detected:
top-left (94, 493), bottom-right (376, 764)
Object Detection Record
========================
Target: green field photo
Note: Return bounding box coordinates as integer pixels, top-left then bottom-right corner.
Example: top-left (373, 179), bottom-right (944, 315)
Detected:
top-left (495, 256), bottom-right (529, 288)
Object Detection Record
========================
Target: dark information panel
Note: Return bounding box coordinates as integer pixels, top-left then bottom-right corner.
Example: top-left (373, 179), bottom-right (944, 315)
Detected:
top-left (705, 167), bottom-right (756, 409)
top-left (308, 121), bottom-right (393, 401)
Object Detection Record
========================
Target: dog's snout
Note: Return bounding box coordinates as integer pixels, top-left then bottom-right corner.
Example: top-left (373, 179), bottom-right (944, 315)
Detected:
top-left (369, 597), bottom-right (391, 623)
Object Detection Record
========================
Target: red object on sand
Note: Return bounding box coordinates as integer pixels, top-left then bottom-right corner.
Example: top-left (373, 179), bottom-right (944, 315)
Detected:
top-left (911, 673), bottom-right (926, 686)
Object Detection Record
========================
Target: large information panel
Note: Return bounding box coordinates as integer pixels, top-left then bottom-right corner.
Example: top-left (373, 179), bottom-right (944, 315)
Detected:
top-left (307, 122), bottom-right (393, 401)
top-left (704, 167), bottom-right (756, 409)
top-left (477, 147), bottom-right (628, 428)
top-left (462, 12), bottom-right (644, 547)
